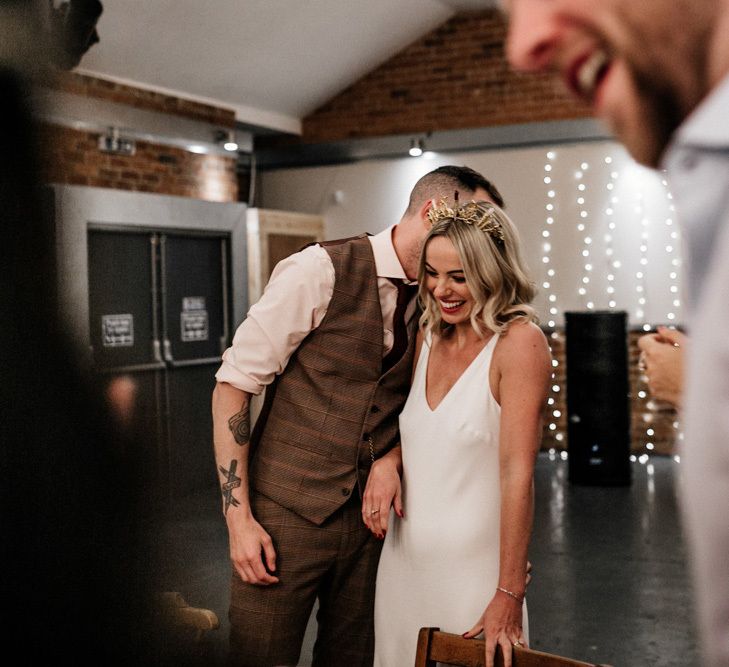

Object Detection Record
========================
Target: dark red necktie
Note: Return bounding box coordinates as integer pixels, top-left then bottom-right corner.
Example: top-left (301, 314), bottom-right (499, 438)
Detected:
top-left (382, 279), bottom-right (417, 373)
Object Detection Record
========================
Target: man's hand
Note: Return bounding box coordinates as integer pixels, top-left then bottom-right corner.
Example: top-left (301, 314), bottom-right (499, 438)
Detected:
top-left (228, 513), bottom-right (279, 585)
top-left (362, 447), bottom-right (403, 539)
top-left (638, 326), bottom-right (687, 407)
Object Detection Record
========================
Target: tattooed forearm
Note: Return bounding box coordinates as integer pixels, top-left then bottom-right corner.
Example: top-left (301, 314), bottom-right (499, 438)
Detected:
top-left (228, 404), bottom-right (250, 445)
top-left (219, 459), bottom-right (242, 515)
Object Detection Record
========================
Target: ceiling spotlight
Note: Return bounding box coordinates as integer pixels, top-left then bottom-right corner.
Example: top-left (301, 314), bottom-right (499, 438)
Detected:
top-left (409, 138), bottom-right (424, 157)
top-left (215, 129), bottom-right (239, 152)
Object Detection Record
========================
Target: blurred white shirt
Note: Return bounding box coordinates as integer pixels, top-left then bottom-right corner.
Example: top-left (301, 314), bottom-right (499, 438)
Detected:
top-left (663, 73), bottom-right (729, 667)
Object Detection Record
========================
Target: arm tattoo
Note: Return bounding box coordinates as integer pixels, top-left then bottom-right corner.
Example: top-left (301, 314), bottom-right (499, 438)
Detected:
top-left (219, 459), bottom-right (242, 515)
top-left (228, 404), bottom-right (250, 445)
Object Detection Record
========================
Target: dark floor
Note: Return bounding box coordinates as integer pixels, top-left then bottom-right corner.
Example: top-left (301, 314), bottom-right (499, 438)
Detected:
top-left (156, 454), bottom-right (699, 666)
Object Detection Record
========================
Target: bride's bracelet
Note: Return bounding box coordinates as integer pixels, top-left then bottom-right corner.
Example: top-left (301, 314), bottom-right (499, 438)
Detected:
top-left (496, 586), bottom-right (524, 603)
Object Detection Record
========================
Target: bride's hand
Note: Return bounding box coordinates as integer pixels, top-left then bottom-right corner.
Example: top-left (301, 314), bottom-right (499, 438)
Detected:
top-left (361, 448), bottom-right (403, 539)
top-left (462, 591), bottom-right (526, 667)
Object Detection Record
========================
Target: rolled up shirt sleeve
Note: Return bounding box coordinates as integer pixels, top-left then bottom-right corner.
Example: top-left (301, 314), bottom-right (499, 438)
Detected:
top-left (215, 244), bottom-right (334, 394)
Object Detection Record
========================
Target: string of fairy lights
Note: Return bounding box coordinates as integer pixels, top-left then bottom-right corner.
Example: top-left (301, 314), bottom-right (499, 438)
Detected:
top-left (636, 193), bottom-right (650, 330)
top-left (633, 177), bottom-right (683, 463)
top-left (542, 151), bottom-right (559, 328)
top-left (604, 158), bottom-right (618, 310)
top-left (575, 162), bottom-right (594, 310)
top-left (661, 178), bottom-right (683, 463)
top-left (539, 149), bottom-right (683, 465)
top-left (542, 151), bottom-right (567, 459)
top-left (662, 178), bottom-right (682, 323)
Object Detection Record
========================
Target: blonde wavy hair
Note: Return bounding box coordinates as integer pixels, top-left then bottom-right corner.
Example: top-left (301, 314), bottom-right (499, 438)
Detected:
top-left (418, 200), bottom-right (537, 337)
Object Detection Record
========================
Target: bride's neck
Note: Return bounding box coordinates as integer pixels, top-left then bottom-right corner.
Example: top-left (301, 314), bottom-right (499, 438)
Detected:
top-left (440, 321), bottom-right (483, 348)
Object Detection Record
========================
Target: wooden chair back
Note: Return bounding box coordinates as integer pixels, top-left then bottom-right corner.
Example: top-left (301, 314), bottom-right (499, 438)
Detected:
top-left (414, 628), bottom-right (613, 667)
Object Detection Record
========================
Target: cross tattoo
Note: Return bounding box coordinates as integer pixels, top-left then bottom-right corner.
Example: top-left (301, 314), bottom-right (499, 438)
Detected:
top-left (219, 459), bottom-right (242, 514)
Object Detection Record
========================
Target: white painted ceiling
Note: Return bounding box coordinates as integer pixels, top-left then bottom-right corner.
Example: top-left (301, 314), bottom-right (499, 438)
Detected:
top-left (77, 0), bottom-right (498, 134)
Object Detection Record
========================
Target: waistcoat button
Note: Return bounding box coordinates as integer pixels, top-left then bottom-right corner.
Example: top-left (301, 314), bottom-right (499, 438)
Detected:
top-left (341, 487), bottom-right (350, 497)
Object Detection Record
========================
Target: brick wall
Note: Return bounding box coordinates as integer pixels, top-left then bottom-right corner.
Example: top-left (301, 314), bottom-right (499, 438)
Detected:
top-left (541, 329), bottom-right (679, 456)
top-left (302, 9), bottom-right (590, 143)
top-left (42, 124), bottom-right (238, 202)
top-left (43, 72), bottom-right (238, 202)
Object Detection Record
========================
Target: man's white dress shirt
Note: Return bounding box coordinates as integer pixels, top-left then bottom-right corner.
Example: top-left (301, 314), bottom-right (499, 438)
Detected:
top-left (216, 226), bottom-right (415, 395)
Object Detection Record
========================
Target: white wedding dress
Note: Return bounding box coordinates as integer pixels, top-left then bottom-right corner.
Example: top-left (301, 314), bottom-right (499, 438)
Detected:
top-left (373, 332), bottom-right (528, 666)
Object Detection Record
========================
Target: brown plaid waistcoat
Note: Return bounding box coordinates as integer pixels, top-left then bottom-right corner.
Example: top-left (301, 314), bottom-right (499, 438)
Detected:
top-left (249, 235), bottom-right (416, 525)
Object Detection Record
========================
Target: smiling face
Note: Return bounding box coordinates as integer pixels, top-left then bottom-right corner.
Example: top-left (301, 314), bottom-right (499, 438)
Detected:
top-left (504, 0), bottom-right (717, 166)
top-left (424, 235), bottom-right (475, 327)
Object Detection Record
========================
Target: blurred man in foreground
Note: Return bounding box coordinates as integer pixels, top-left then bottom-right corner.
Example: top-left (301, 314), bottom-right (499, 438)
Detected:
top-left (504, 1), bottom-right (729, 663)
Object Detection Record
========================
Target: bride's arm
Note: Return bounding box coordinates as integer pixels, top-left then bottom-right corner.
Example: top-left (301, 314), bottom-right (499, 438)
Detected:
top-left (463, 321), bottom-right (551, 667)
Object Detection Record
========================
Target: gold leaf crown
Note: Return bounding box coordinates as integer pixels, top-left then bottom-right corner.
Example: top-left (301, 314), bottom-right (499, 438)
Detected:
top-left (426, 195), bottom-right (505, 242)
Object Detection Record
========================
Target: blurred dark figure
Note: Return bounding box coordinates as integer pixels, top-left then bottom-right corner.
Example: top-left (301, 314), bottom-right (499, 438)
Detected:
top-left (0, 3), bottom-right (151, 663)
top-left (48, 0), bottom-right (103, 69)
top-left (0, 2), bottom-right (212, 663)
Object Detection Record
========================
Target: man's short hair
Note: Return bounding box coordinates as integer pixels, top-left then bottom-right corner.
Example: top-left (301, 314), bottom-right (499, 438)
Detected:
top-left (407, 165), bottom-right (505, 213)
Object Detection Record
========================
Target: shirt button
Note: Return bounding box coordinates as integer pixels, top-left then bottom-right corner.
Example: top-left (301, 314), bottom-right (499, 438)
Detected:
top-left (681, 153), bottom-right (698, 170)
top-left (341, 487), bottom-right (350, 497)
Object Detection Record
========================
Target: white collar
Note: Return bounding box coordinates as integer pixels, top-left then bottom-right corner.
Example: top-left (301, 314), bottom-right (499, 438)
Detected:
top-left (368, 225), bottom-right (409, 281)
top-left (671, 73), bottom-right (729, 149)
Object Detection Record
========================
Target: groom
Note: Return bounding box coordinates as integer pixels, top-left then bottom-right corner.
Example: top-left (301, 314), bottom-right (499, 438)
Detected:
top-left (212, 165), bottom-right (505, 666)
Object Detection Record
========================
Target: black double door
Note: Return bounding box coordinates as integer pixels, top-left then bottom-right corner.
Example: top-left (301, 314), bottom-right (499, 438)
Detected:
top-left (88, 228), bottom-right (230, 498)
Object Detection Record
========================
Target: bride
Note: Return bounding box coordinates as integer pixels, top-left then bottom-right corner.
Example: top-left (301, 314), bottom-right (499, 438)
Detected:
top-left (365, 199), bottom-right (550, 667)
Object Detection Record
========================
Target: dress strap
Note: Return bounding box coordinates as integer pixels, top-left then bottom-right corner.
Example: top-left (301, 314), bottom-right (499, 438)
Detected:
top-left (476, 331), bottom-right (500, 370)
top-left (412, 330), bottom-right (431, 387)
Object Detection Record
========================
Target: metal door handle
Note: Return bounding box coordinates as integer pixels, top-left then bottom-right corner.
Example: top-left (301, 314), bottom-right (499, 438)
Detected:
top-left (163, 339), bottom-right (174, 363)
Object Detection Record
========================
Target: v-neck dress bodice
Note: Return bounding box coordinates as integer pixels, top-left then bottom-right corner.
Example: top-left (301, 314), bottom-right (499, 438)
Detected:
top-left (373, 331), bottom-right (528, 667)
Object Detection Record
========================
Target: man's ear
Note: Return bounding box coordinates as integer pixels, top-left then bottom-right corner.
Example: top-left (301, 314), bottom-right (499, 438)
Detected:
top-left (419, 198), bottom-right (435, 226)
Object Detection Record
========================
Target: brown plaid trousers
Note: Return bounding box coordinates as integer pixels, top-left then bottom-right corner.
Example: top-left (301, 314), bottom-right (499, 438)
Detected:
top-left (229, 492), bottom-right (383, 666)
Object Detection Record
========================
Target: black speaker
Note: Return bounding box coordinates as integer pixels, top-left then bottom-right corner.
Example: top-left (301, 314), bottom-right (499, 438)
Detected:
top-left (565, 311), bottom-right (631, 485)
